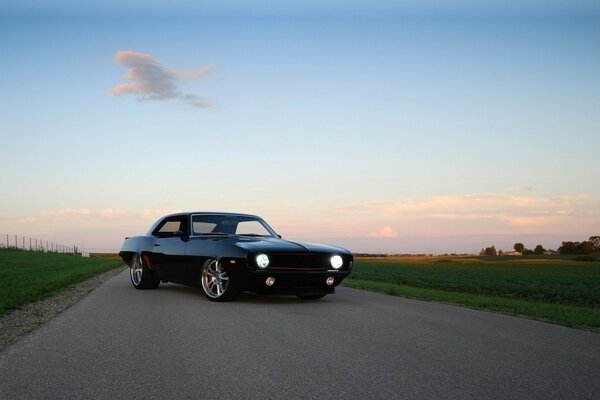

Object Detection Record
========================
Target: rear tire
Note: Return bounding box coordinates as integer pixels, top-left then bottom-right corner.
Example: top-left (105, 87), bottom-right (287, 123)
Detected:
top-left (129, 253), bottom-right (160, 290)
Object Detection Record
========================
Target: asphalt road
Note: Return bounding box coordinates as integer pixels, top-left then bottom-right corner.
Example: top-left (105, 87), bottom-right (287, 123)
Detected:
top-left (1, 269), bottom-right (599, 400)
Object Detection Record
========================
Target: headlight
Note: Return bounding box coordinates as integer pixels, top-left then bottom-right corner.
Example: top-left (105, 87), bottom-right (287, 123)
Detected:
top-left (256, 253), bottom-right (270, 269)
top-left (330, 255), bottom-right (343, 269)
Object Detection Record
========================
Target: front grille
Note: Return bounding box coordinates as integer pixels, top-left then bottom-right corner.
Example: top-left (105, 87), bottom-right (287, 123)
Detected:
top-left (252, 253), bottom-right (331, 271)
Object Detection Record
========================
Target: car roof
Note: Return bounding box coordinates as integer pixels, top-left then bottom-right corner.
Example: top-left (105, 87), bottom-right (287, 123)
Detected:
top-left (163, 211), bottom-right (261, 219)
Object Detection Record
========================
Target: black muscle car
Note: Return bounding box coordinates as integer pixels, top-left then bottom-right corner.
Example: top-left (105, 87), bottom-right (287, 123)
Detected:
top-left (119, 212), bottom-right (353, 301)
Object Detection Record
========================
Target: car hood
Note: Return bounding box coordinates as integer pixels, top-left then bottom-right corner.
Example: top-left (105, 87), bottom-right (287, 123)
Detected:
top-left (234, 237), bottom-right (350, 254)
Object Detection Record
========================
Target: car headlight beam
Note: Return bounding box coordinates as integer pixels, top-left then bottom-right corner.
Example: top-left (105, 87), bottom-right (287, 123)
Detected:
top-left (256, 253), bottom-right (270, 269)
top-left (330, 255), bottom-right (343, 269)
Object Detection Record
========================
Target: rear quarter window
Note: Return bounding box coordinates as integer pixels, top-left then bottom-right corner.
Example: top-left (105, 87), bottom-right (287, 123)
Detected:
top-left (153, 219), bottom-right (185, 237)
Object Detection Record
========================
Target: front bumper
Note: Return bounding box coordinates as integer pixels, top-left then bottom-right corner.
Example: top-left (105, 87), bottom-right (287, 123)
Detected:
top-left (240, 269), bottom-right (351, 295)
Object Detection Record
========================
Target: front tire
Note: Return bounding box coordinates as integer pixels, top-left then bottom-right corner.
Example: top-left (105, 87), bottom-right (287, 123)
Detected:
top-left (201, 258), bottom-right (238, 302)
top-left (129, 253), bottom-right (160, 290)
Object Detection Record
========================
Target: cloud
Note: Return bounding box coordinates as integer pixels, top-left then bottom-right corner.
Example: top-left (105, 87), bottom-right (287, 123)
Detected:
top-left (368, 226), bottom-right (398, 238)
top-left (348, 194), bottom-right (594, 220)
top-left (110, 50), bottom-right (215, 108)
top-left (0, 208), bottom-right (177, 230)
top-left (338, 193), bottom-right (600, 237)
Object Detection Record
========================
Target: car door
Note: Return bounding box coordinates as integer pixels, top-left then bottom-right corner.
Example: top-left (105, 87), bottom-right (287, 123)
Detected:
top-left (150, 215), bottom-right (189, 283)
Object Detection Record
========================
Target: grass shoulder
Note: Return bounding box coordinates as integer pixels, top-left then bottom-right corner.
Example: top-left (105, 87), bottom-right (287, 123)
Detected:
top-left (345, 255), bottom-right (600, 329)
top-left (0, 250), bottom-right (123, 317)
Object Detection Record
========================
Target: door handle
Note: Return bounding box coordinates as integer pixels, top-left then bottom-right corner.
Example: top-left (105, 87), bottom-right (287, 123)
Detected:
top-left (153, 244), bottom-right (161, 247)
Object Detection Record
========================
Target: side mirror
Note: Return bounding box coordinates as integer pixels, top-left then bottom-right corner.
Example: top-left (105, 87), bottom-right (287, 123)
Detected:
top-left (174, 230), bottom-right (189, 242)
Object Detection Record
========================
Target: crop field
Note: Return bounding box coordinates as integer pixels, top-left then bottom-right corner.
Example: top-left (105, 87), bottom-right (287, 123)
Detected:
top-left (344, 255), bottom-right (600, 329)
top-left (0, 250), bottom-right (123, 316)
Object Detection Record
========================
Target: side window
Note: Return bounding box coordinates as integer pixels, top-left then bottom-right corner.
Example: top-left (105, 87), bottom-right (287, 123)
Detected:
top-left (153, 217), bottom-right (187, 238)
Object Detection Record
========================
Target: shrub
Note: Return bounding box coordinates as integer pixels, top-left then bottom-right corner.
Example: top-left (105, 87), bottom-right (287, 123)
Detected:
top-left (572, 255), bottom-right (596, 262)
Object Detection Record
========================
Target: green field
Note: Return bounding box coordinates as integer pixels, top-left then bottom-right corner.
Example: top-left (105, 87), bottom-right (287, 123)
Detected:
top-left (0, 250), bottom-right (123, 317)
top-left (344, 256), bottom-right (600, 329)
top-left (3, 249), bottom-right (600, 329)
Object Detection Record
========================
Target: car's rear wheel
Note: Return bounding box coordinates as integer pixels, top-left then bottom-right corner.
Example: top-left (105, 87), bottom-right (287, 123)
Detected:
top-left (201, 258), bottom-right (238, 302)
top-left (130, 253), bottom-right (160, 290)
top-left (297, 294), bottom-right (327, 300)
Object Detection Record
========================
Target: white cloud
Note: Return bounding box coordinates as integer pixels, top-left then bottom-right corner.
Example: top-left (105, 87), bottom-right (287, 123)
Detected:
top-left (349, 193), bottom-right (594, 220)
top-left (0, 208), bottom-right (178, 251)
top-left (2, 194), bottom-right (598, 253)
top-left (338, 193), bottom-right (600, 237)
top-left (110, 50), bottom-right (215, 108)
top-left (0, 208), bottom-right (170, 224)
top-left (368, 226), bottom-right (398, 238)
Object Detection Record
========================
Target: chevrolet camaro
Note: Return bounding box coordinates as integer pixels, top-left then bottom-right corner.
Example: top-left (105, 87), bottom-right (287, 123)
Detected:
top-left (119, 212), bottom-right (353, 301)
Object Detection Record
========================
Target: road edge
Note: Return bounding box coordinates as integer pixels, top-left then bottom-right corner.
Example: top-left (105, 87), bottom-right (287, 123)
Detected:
top-left (0, 266), bottom-right (126, 353)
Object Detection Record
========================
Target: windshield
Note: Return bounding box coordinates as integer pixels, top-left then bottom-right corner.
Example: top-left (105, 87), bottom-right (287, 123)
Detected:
top-left (191, 214), bottom-right (276, 237)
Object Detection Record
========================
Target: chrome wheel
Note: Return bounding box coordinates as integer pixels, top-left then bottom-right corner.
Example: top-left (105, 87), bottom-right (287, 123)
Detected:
top-left (201, 259), bottom-right (230, 299)
top-left (128, 252), bottom-right (159, 290)
top-left (130, 254), bottom-right (143, 286)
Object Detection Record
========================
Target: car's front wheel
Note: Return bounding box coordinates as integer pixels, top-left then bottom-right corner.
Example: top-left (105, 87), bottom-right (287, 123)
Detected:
top-left (201, 258), bottom-right (238, 302)
top-left (129, 253), bottom-right (160, 290)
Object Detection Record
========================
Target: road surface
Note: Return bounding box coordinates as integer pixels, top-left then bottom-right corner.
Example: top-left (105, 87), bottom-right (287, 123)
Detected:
top-left (1, 269), bottom-right (599, 399)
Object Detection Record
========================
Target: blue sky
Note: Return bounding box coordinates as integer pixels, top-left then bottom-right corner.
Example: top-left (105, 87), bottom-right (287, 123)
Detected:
top-left (1, 1), bottom-right (599, 253)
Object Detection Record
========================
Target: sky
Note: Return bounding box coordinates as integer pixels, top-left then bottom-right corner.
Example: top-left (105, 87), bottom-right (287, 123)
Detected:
top-left (0, 1), bottom-right (599, 253)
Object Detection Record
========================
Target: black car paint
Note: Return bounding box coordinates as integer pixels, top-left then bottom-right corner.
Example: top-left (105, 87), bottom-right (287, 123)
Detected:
top-left (120, 212), bottom-right (353, 296)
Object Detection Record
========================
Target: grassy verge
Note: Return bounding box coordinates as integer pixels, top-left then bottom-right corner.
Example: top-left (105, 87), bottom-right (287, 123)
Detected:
top-left (344, 256), bottom-right (600, 329)
top-left (0, 249), bottom-right (123, 317)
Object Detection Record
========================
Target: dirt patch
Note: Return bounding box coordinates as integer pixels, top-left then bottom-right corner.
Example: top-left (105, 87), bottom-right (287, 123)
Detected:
top-left (0, 267), bottom-right (126, 353)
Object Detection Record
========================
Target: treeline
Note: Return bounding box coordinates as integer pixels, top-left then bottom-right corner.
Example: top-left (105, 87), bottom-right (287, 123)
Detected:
top-left (480, 235), bottom-right (600, 256)
top-left (511, 243), bottom-right (551, 256)
top-left (558, 236), bottom-right (600, 254)
top-left (479, 244), bottom-right (550, 256)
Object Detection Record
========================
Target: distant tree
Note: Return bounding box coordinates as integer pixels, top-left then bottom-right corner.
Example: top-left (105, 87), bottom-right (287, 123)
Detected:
top-left (480, 245), bottom-right (497, 256)
top-left (533, 244), bottom-right (545, 255)
top-left (513, 243), bottom-right (525, 253)
top-left (558, 240), bottom-right (596, 255)
top-left (580, 241), bottom-right (596, 254)
top-left (589, 236), bottom-right (600, 252)
top-left (558, 241), bottom-right (578, 254)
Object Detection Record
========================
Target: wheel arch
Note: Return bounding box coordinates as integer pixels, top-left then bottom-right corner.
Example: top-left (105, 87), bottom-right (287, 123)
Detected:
top-left (119, 235), bottom-right (155, 265)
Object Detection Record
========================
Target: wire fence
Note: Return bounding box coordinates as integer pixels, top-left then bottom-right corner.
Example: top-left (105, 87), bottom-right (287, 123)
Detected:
top-left (0, 233), bottom-right (78, 254)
